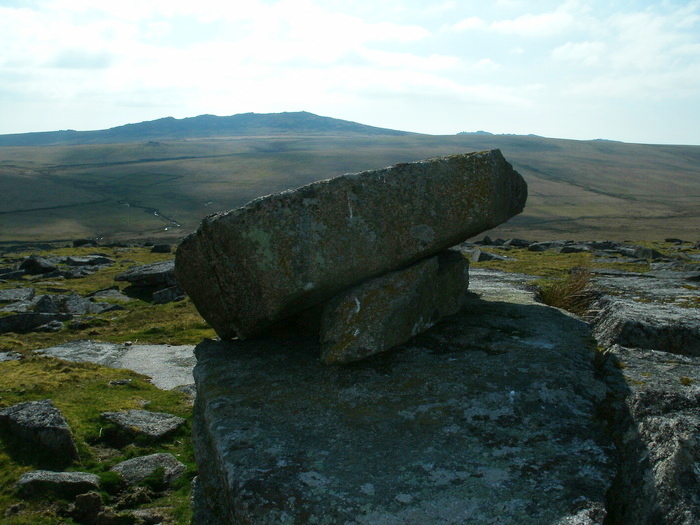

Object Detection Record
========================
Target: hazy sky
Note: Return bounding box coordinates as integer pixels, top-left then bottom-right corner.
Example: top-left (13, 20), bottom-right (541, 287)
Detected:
top-left (2, 0), bottom-right (699, 144)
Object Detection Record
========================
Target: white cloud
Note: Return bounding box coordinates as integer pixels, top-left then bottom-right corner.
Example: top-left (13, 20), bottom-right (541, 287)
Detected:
top-left (447, 17), bottom-right (487, 32)
top-left (491, 10), bottom-right (575, 37)
top-left (552, 41), bottom-right (606, 66)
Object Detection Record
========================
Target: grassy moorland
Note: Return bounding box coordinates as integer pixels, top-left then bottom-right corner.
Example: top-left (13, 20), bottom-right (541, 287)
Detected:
top-left (1, 116), bottom-right (699, 244)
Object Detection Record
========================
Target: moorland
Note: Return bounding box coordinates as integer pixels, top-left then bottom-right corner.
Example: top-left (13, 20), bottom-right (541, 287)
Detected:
top-left (1, 111), bottom-right (699, 246)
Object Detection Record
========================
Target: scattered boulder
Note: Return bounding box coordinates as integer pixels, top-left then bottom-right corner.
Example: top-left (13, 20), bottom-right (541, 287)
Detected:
top-left (0, 287), bottom-right (35, 303)
top-left (65, 255), bottom-right (115, 266)
top-left (115, 260), bottom-right (176, 288)
top-left (150, 244), bottom-right (172, 254)
top-left (111, 453), bottom-right (186, 486)
top-left (101, 409), bottom-right (186, 441)
top-left (0, 399), bottom-right (79, 462)
top-left (35, 319), bottom-right (65, 332)
top-left (152, 285), bottom-right (185, 305)
top-left (87, 287), bottom-right (133, 302)
top-left (68, 491), bottom-right (103, 524)
top-left (0, 351), bottom-right (21, 362)
top-left (16, 470), bottom-right (100, 498)
top-left (320, 250), bottom-right (469, 364)
top-left (176, 150), bottom-right (527, 339)
top-left (0, 312), bottom-right (72, 334)
top-left (72, 238), bottom-right (98, 248)
top-left (19, 255), bottom-right (57, 275)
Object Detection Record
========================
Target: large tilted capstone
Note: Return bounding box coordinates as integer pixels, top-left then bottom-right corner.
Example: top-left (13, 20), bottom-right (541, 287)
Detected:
top-left (176, 149), bottom-right (527, 339)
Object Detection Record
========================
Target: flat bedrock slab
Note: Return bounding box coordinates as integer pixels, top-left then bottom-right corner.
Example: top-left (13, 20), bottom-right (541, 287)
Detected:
top-left (320, 250), bottom-right (469, 364)
top-left (35, 340), bottom-right (196, 390)
top-left (192, 293), bottom-right (613, 523)
top-left (176, 149), bottom-right (527, 339)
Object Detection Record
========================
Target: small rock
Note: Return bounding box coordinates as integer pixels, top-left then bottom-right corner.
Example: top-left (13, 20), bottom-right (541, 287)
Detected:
top-left (115, 260), bottom-right (177, 288)
top-left (111, 453), bottom-right (186, 486)
top-left (35, 319), bottom-right (64, 332)
top-left (73, 238), bottom-right (98, 247)
top-left (101, 409), bottom-right (186, 440)
top-left (0, 288), bottom-right (35, 303)
top-left (150, 244), bottom-right (172, 254)
top-left (68, 491), bottom-right (103, 524)
top-left (16, 470), bottom-right (99, 498)
top-left (19, 255), bottom-right (57, 275)
top-left (0, 312), bottom-right (72, 334)
top-left (65, 255), bottom-right (115, 266)
top-left (152, 285), bottom-right (185, 304)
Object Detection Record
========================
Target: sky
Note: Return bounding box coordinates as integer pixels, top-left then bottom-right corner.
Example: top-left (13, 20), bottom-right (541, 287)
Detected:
top-left (1, 0), bottom-right (699, 144)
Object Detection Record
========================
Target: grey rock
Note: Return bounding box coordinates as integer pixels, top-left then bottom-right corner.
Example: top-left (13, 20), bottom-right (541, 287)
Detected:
top-left (111, 453), bottom-right (186, 486)
top-left (176, 150), bottom-right (527, 339)
top-left (68, 491), bottom-right (103, 524)
top-left (459, 246), bottom-right (513, 262)
top-left (0, 270), bottom-right (27, 280)
top-left (599, 345), bottom-right (700, 524)
top-left (88, 287), bottom-right (133, 302)
top-left (0, 287), bottom-right (35, 303)
top-left (32, 294), bottom-right (60, 313)
top-left (503, 238), bottom-right (532, 247)
top-left (35, 319), bottom-right (64, 332)
top-left (101, 409), bottom-right (186, 440)
top-left (115, 260), bottom-right (177, 287)
top-left (65, 255), bottom-right (115, 266)
top-left (0, 312), bottom-right (72, 334)
top-left (647, 270), bottom-right (700, 281)
top-left (619, 245), bottom-right (666, 261)
top-left (320, 250), bottom-right (469, 364)
top-left (557, 244), bottom-right (591, 254)
top-left (0, 399), bottom-right (79, 461)
top-left (591, 296), bottom-right (700, 356)
top-left (19, 255), bottom-right (57, 275)
top-left (0, 351), bottom-right (21, 362)
top-left (73, 238), bottom-right (98, 247)
top-left (150, 244), bottom-right (172, 254)
top-left (191, 277), bottom-right (614, 523)
top-left (16, 470), bottom-right (100, 498)
top-left (152, 285), bottom-right (185, 304)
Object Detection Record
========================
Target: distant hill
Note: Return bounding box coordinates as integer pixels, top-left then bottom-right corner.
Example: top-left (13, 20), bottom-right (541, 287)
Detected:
top-left (0, 114), bottom-right (699, 243)
top-left (0, 112), bottom-right (412, 146)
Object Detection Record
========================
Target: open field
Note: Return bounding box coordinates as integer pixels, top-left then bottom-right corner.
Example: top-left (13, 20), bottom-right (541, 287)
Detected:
top-left (1, 131), bottom-right (699, 243)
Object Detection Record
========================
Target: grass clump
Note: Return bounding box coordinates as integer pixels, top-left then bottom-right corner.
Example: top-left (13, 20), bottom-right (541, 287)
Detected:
top-left (534, 267), bottom-right (597, 317)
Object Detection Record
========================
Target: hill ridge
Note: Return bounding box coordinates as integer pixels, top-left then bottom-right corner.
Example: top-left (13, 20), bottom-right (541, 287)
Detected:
top-left (0, 111), bottom-right (412, 147)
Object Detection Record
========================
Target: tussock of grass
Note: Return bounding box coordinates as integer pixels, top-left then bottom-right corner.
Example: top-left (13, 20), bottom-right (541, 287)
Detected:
top-left (534, 267), bottom-right (597, 317)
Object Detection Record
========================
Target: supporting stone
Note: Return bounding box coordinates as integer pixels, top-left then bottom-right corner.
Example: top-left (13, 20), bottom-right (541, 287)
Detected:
top-left (176, 149), bottom-right (526, 339)
top-left (320, 250), bottom-right (469, 364)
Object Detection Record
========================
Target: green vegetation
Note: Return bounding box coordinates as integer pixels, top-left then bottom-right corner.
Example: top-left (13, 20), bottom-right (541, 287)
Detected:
top-left (534, 267), bottom-right (596, 317)
top-left (0, 356), bottom-right (195, 523)
top-left (0, 246), bottom-right (206, 522)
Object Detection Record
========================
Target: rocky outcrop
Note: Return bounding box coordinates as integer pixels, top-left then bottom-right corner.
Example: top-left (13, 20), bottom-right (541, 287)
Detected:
top-left (191, 273), bottom-right (614, 523)
top-left (176, 150), bottom-right (526, 339)
top-left (115, 260), bottom-right (176, 288)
